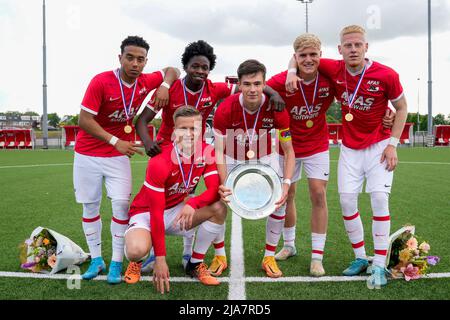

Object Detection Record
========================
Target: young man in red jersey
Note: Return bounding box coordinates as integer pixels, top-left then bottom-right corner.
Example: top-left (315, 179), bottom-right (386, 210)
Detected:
top-left (266, 34), bottom-right (335, 277)
top-left (125, 40), bottom-right (286, 282)
top-left (74, 36), bottom-right (179, 284)
top-left (124, 106), bottom-right (225, 293)
top-left (286, 25), bottom-right (408, 288)
top-left (213, 59), bottom-right (295, 278)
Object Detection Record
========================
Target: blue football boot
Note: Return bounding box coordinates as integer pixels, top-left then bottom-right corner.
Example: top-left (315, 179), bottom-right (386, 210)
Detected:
top-left (342, 258), bottom-right (369, 276)
top-left (82, 257), bottom-right (106, 280)
top-left (107, 261), bottom-right (123, 284)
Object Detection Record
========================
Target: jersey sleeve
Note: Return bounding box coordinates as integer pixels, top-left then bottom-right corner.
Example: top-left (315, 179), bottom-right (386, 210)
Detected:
top-left (186, 148), bottom-right (220, 209)
top-left (266, 71), bottom-right (287, 93)
top-left (318, 58), bottom-right (340, 80)
top-left (141, 70), bottom-right (164, 91)
top-left (386, 70), bottom-right (404, 102)
top-left (145, 90), bottom-right (160, 113)
top-left (145, 157), bottom-right (170, 257)
top-left (80, 75), bottom-right (104, 115)
top-left (275, 109), bottom-right (292, 142)
top-left (213, 82), bottom-right (236, 100)
top-left (212, 101), bottom-right (229, 137)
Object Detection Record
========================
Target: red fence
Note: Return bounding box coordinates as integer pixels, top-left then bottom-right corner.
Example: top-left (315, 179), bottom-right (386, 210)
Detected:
top-left (434, 125), bottom-right (450, 146)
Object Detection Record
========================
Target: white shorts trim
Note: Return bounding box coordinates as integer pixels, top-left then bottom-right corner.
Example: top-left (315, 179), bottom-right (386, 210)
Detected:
top-left (125, 202), bottom-right (195, 238)
top-left (279, 150), bottom-right (330, 182)
top-left (338, 138), bottom-right (394, 194)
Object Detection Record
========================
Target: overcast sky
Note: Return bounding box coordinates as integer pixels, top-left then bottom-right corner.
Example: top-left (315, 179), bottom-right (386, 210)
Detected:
top-left (0, 0), bottom-right (449, 117)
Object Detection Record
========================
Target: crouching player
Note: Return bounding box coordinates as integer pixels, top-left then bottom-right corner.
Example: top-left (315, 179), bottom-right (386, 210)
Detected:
top-left (124, 106), bottom-right (226, 293)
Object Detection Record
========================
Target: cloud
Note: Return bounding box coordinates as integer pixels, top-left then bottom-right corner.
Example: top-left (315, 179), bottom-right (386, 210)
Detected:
top-left (126, 0), bottom-right (450, 47)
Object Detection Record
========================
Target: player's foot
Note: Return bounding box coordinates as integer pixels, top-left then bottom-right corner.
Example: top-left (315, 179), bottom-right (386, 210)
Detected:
top-left (141, 254), bottom-right (155, 273)
top-left (342, 258), bottom-right (369, 276)
top-left (186, 261), bottom-right (220, 286)
top-left (261, 256), bottom-right (283, 278)
top-left (208, 255), bottom-right (228, 276)
top-left (310, 259), bottom-right (325, 277)
top-left (274, 245), bottom-right (297, 261)
top-left (182, 254), bottom-right (191, 271)
top-left (82, 257), bottom-right (106, 280)
top-left (366, 265), bottom-right (388, 289)
top-left (107, 261), bottom-right (123, 284)
top-left (124, 261), bottom-right (142, 284)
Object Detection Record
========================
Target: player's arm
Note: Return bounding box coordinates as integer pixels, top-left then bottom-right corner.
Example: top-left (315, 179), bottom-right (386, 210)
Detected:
top-left (146, 165), bottom-right (170, 294)
top-left (276, 128), bottom-right (295, 209)
top-left (213, 128), bottom-right (232, 203)
top-left (135, 105), bottom-right (163, 157)
top-left (263, 85), bottom-right (286, 111)
top-left (381, 95), bottom-right (408, 172)
top-left (152, 67), bottom-right (180, 109)
top-left (285, 54), bottom-right (301, 93)
top-left (79, 110), bottom-right (143, 157)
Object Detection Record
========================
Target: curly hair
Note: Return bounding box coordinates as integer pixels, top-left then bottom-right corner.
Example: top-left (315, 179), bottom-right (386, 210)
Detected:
top-left (120, 36), bottom-right (150, 54)
top-left (181, 40), bottom-right (216, 71)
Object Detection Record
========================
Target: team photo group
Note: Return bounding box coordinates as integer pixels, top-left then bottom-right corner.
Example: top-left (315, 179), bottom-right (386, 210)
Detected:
top-left (74, 24), bottom-right (408, 294)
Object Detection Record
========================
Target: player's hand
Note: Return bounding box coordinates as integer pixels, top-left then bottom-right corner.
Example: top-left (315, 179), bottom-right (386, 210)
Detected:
top-left (285, 72), bottom-right (301, 93)
top-left (153, 256), bottom-right (170, 294)
top-left (268, 92), bottom-right (286, 112)
top-left (219, 184), bottom-right (232, 203)
top-left (274, 183), bottom-right (290, 210)
top-left (380, 145), bottom-right (398, 171)
top-left (153, 86), bottom-right (169, 109)
top-left (174, 204), bottom-right (195, 231)
top-left (115, 140), bottom-right (144, 157)
top-left (382, 109), bottom-right (396, 129)
top-left (144, 139), bottom-right (164, 157)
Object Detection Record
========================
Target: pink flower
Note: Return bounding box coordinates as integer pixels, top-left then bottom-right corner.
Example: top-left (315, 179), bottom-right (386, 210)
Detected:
top-left (400, 263), bottom-right (421, 281)
top-left (406, 237), bottom-right (418, 250)
top-left (47, 254), bottom-right (57, 268)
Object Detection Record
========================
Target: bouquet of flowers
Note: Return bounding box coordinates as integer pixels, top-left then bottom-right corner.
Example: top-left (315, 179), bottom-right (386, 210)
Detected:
top-left (20, 229), bottom-right (57, 272)
top-left (19, 226), bottom-right (89, 274)
top-left (387, 225), bottom-right (440, 281)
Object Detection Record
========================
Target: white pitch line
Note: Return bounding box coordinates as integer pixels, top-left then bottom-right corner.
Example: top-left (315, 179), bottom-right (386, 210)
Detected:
top-left (1, 271), bottom-right (450, 283)
top-left (228, 214), bottom-right (246, 300)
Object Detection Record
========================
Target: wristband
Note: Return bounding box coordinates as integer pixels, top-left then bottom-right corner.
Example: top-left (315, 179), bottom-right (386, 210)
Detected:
top-left (288, 68), bottom-right (297, 74)
top-left (283, 178), bottom-right (292, 187)
top-left (160, 81), bottom-right (171, 89)
top-left (388, 137), bottom-right (399, 147)
top-left (109, 136), bottom-right (119, 146)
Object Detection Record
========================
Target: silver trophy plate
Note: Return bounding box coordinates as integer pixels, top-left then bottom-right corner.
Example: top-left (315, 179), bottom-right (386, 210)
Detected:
top-left (224, 162), bottom-right (282, 220)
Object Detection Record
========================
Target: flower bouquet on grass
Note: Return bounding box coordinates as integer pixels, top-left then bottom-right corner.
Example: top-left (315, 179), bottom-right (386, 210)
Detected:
top-left (19, 226), bottom-right (89, 274)
top-left (387, 225), bottom-right (440, 281)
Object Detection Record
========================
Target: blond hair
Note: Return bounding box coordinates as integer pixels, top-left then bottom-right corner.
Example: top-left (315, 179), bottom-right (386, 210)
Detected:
top-left (293, 33), bottom-right (321, 52)
top-left (340, 25), bottom-right (366, 41)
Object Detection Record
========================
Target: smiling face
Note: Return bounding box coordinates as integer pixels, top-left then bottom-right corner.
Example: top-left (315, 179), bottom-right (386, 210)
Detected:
top-left (338, 32), bottom-right (368, 70)
top-left (184, 55), bottom-right (210, 87)
top-left (238, 71), bottom-right (265, 111)
top-left (174, 114), bottom-right (203, 152)
top-left (295, 46), bottom-right (321, 80)
top-left (118, 45), bottom-right (148, 83)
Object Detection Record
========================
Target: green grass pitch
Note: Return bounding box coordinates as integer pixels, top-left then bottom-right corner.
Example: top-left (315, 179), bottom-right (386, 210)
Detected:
top-left (0, 147), bottom-right (449, 300)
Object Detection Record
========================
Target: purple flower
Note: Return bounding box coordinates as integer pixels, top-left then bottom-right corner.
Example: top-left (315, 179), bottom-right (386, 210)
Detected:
top-left (21, 262), bottom-right (37, 269)
top-left (427, 256), bottom-right (440, 266)
top-left (24, 238), bottom-right (33, 246)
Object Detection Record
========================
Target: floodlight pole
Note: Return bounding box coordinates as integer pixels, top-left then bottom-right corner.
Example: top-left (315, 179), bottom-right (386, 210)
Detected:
top-left (427, 0), bottom-right (433, 136)
top-left (417, 78), bottom-right (420, 132)
top-left (298, 0), bottom-right (314, 33)
top-left (42, 0), bottom-right (48, 149)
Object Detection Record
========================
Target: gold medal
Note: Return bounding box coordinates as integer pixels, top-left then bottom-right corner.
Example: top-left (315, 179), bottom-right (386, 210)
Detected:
top-left (306, 120), bottom-right (314, 128)
top-left (247, 150), bottom-right (255, 159)
top-left (124, 125), bottom-right (133, 134)
top-left (345, 113), bottom-right (353, 122)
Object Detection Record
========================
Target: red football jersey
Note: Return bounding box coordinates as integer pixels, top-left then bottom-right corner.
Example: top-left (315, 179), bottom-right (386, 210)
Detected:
top-left (128, 142), bottom-right (219, 256)
top-left (267, 70), bottom-right (335, 158)
top-left (319, 59), bottom-right (404, 150)
top-left (76, 70), bottom-right (164, 157)
top-left (213, 93), bottom-right (291, 160)
top-left (149, 78), bottom-right (235, 145)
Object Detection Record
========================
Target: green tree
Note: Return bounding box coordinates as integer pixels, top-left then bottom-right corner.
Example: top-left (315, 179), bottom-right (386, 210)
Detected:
top-left (434, 113), bottom-right (447, 125)
top-left (23, 111), bottom-right (39, 116)
top-left (47, 113), bottom-right (61, 128)
top-left (326, 101), bottom-right (341, 123)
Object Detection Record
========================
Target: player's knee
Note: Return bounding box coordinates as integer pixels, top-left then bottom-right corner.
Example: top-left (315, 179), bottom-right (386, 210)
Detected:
top-left (124, 237), bottom-right (149, 262)
top-left (111, 199), bottom-right (130, 220)
top-left (339, 193), bottom-right (358, 214)
top-left (82, 202), bottom-right (101, 218)
top-left (309, 187), bottom-right (327, 207)
top-left (210, 201), bottom-right (227, 224)
top-left (370, 192), bottom-right (389, 214)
